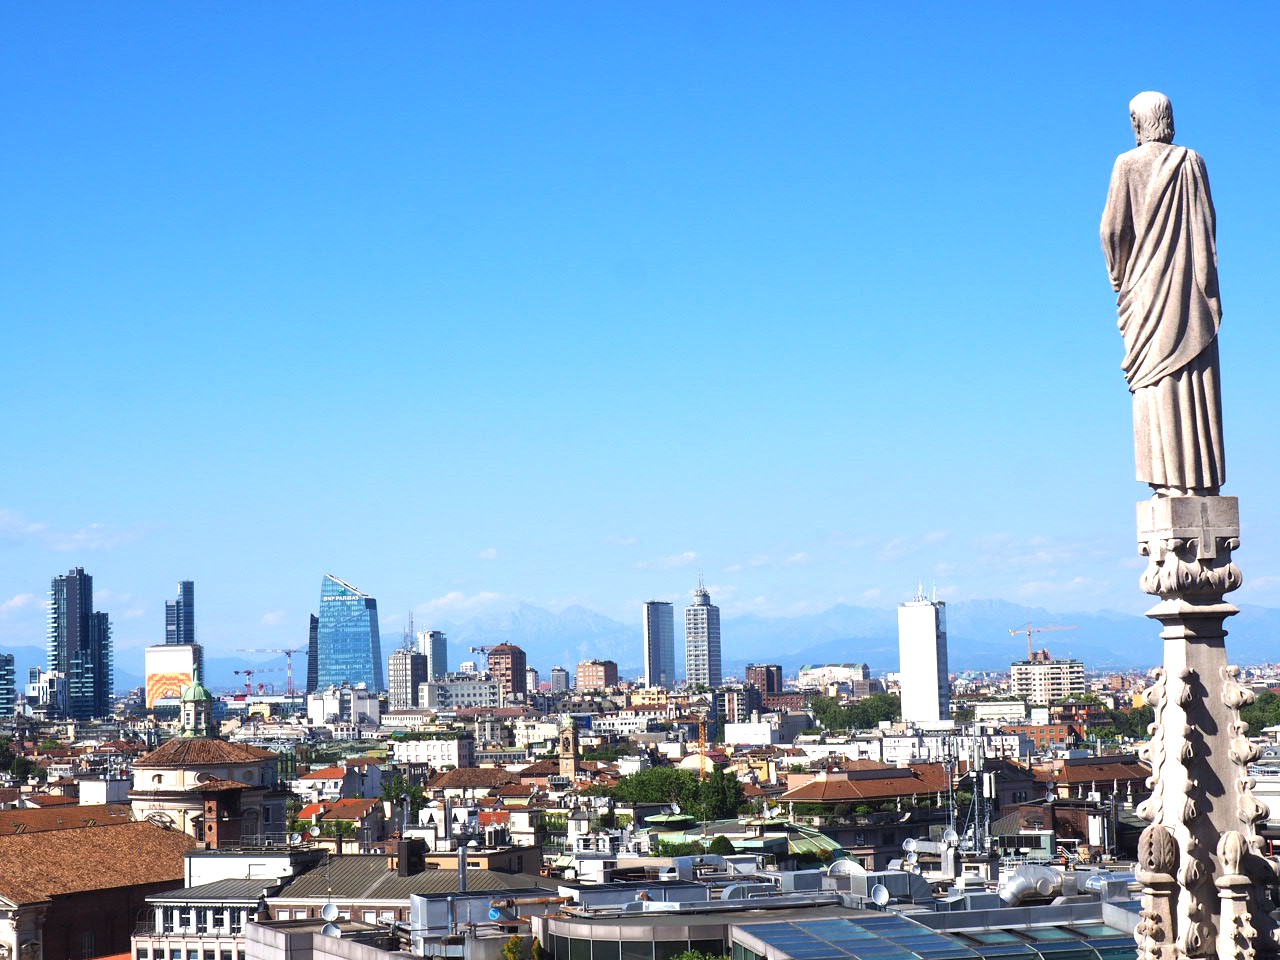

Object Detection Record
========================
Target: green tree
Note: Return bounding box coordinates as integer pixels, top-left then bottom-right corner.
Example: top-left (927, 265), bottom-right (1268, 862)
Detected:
top-left (381, 773), bottom-right (426, 821)
top-left (1242, 691), bottom-right (1280, 736)
top-left (707, 834), bottom-right (736, 855)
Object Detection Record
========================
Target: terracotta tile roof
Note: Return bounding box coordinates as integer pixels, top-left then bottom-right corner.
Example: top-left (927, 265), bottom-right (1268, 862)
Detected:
top-left (189, 779), bottom-right (254, 793)
top-left (26, 795), bottom-right (79, 808)
top-left (517, 759), bottom-right (570, 777)
top-left (138, 737), bottom-right (278, 767)
top-left (0, 821), bottom-right (192, 905)
top-left (300, 766), bottom-right (347, 780)
top-left (298, 798), bottom-right (380, 821)
top-left (1043, 757), bottom-right (1150, 785)
top-left (780, 763), bottom-right (950, 803)
top-left (0, 804), bottom-right (133, 836)
top-left (426, 768), bottom-right (519, 790)
top-left (0, 789), bottom-right (19, 804)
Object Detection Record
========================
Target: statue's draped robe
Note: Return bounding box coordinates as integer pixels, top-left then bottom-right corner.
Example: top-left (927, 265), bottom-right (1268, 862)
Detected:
top-left (1102, 141), bottom-right (1225, 491)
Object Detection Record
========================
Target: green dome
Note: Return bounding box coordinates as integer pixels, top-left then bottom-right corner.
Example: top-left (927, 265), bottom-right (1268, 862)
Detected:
top-left (181, 667), bottom-right (213, 703)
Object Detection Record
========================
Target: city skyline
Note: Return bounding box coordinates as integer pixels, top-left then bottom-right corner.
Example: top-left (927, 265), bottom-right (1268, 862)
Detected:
top-left (4, 7), bottom-right (1280, 662)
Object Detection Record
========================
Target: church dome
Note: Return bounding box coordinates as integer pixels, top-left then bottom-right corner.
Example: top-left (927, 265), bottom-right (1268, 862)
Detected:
top-left (181, 668), bottom-right (213, 703)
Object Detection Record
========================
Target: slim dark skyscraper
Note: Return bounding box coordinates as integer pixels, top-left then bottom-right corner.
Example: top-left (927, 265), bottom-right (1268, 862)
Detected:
top-left (165, 580), bottom-right (195, 645)
top-left (306, 614), bottom-right (320, 694)
top-left (643, 600), bottom-right (676, 689)
top-left (47, 567), bottom-right (113, 719)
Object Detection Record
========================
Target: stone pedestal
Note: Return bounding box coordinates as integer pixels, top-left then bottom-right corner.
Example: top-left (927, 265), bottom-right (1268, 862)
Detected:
top-left (1134, 496), bottom-right (1278, 959)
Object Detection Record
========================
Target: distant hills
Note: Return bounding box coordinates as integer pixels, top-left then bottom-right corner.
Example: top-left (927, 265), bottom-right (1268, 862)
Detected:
top-left (13, 598), bottom-right (1280, 695)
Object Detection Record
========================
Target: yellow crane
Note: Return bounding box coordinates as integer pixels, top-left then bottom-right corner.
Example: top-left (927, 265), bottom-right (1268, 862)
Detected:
top-left (1008, 623), bottom-right (1077, 660)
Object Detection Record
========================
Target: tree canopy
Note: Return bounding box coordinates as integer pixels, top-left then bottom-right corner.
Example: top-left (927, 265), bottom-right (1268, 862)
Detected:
top-left (608, 767), bottom-right (746, 822)
top-left (810, 693), bottom-right (900, 732)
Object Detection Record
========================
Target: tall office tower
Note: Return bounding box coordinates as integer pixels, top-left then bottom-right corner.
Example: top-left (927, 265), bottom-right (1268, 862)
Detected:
top-left (388, 648), bottom-right (429, 710)
top-left (0, 654), bottom-right (14, 717)
top-left (306, 614), bottom-right (320, 694)
top-left (643, 600), bottom-right (676, 689)
top-left (315, 574), bottom-right (384, 691)
top-left (684, 581), bottom-right (722, 688)
top-left (746, 663), bottom-right (783, 694)
top-left (550, 666), bottom-right (570, 693)
top-left (417, 629), bottom-right (448, 679)
top-left (897, 590), bottom-right (950, 725)
top-left (525, 666), bottom-right (540, 692)
top-left (165, 580), bottom-right (195, 645)
top-left (48, 567), bottom-right (113, 719)
top-left (487, 644), bottom-right (527, 701)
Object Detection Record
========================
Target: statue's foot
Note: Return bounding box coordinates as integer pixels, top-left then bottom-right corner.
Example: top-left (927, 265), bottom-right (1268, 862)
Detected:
top-left (1150, 485), bottom-right (1221, 498)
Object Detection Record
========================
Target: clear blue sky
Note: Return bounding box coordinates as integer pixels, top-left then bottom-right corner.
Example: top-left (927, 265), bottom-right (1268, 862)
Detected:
top-left (3, 3), bottom-right (1279, 664)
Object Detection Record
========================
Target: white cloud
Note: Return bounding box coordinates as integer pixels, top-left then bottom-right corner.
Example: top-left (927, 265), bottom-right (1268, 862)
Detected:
top-left (635, 551), bottom-right (699, 570)
top-left (261, 610), bottom-right (287, 626)
top-left (861, 587), bottom-right (883, 601)
top-left (0, 510), bottom-right (47, 542)
top-left (783, 552), bottom-right (810, 566)
top-left (0, 593), bottom-right (38, 619)
top-left (48, 521), bottom-right (141, 552)
top-left (477, 547), bottom-right (498, 560)
top-left (604, 535), bottom-right (638, 546)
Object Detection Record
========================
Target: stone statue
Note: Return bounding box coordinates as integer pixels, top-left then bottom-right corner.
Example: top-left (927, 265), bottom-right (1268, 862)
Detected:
top-left (1101, 91), bottom-right (1225, 497)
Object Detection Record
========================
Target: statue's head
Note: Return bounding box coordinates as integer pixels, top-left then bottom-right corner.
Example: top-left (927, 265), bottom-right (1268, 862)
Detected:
top-left (1129, 91), bottom-right (1175, 145)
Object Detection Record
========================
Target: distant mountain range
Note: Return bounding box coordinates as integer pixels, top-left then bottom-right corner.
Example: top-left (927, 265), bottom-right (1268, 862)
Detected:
top-left (11, 598), bottom-right (1280, 695)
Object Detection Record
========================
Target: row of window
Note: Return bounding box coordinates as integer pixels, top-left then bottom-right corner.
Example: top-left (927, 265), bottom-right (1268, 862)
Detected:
top-left (547, 936), bottom-right (726, 960)
top-left (136, 949), bottom-right (245, 960)
top-left (159, 906), bottom-right (248, 935)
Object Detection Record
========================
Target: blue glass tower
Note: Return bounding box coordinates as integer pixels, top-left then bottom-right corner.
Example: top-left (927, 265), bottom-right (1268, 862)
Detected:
top-left (316, 574), bottom-right (383, 691)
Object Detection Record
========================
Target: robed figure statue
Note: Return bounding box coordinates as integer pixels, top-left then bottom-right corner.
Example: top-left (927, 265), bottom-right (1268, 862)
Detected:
top-left (1101, 91), bottom-right (1225, 497)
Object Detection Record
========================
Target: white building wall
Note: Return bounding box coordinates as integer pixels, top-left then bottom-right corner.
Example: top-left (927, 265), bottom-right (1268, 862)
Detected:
top-left (897, 596), bottom-right (949, 724)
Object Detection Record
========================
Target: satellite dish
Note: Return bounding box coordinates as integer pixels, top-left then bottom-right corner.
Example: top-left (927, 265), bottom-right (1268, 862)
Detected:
top-left (321, 902), bottom-right (339, 922)
top-left (826, 859), bottom-right (866, 877)
top-left (309, 825), bottom-right (322, 838)
top-left (670, 802), bottom-right (681, 815)
top-left (942, 828), bottom-right (959, 845)
top-left (871, 883), bottom-right (891, 907)
top-left (289, 832), bottom-right (303, 846)
top-left (764, 804), bottom-right (782, 819)
top-left (902, 837), bottom-right (918, 852)
top-left (321, 922), bottom-right (341, 938)
top-left (906, 851), bottom-right (919, 865)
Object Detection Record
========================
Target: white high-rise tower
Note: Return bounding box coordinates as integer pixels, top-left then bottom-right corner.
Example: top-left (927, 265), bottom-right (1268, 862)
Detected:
top-left (897, 588), bottom-right (950, 725)
top-left (684, 580), bottom-right (722, 688)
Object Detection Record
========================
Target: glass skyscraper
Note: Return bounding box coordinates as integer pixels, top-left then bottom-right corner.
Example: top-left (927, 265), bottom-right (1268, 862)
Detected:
top-left (48, 567), bottom-right (113, 719)
top-left (316, 574), bottom-right (383, 691)
top-left (165, 580), bottom-right (195, 645)
top-left (643, 600), bottom-right (676, 688)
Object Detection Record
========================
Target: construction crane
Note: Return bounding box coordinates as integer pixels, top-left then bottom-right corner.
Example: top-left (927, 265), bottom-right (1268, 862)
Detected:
top-left (1008, 623), bottom-right (1078, 660)
top-left (469, 645), bottom-right (501, 668)
top-left (236, 648), bottom-right (303, 697)
top-left (233, 666), bottom-right (286, 697)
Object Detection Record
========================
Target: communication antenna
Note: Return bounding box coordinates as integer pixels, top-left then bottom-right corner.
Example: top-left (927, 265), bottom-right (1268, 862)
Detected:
top-left (942, 828), bottom-right (959, 845)
top-left (321, 902), bottom-right (339, 922)
top-left (289, 832), bottom-right (303, 846)
top-left (871, 884), bottom-right (891, 907)
top-left (321, 922), bottom-right (341, 938)
top-left (902, 837), bottom-right (918, 852)
top-left (906, 851), bottom-right (919, 865)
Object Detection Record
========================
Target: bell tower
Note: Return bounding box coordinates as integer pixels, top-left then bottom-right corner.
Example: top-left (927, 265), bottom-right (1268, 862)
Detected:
top-left (558, 716), bottom-right (578, 780)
